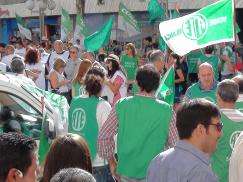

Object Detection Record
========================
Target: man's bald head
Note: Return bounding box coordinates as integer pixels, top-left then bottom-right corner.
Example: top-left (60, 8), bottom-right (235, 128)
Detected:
top-left (198, 63), bottom-right (215, 90)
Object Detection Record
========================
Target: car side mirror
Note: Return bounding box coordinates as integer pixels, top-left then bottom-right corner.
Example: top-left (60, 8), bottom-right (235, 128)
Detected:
top-left (44, 118), bottom-right (56, 140)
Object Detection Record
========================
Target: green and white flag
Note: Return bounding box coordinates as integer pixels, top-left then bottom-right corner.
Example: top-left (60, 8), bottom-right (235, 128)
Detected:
top-left (15, 13), bottom-right (32, 40)
top-left (155, 67), bottom-right (175, 105)
top-left (61, 8), bottom-right (72, 41)
top-left (73, 14), bottom-right (89, 48)
top-left (84, 16), bottom-right (114, 52)
top-left (159, 0), bottom-right (234, 56)
top-left (148, 0), bottom-right (165, 24)
top-left (118, 2), bottom-right (141, 37)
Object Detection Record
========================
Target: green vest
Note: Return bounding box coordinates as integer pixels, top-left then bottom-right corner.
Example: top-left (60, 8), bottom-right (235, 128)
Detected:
top-left (211, 112), bottom-right (243, 182)
top-left (73, 80), bottom-right (86, 97)
top-left (121, 54), bottom-right (139, 81)
top-left (188, 82), bottom-right (217, 103)
top-left (116, 96), bottom-right (172, 178)
top-left (187, 50), bottom-right (203, 73)
top-left (68, 96), bottom-right (100, 160)
top-left (200, 55), bottom-right (220, 81)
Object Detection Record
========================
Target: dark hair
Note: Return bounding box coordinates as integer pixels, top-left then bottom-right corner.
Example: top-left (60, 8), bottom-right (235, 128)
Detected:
top-left (11, 57), bottom-right (25, 73)
top-left (152, 42), bottom-right (159, 49)
top-left (0, 42), bottom-right (6, 48)
top-left (217, 79), bottom-right (239, 103)
top-left (0, 132), bottom-right (37, 182)
top-left (145, 36), bottom-right (152, 42)
top-left (25, 47), bottom-right (39, 65)
top-left (85, 67), bottom-right (104, 97)
top-left (238, 79), bottom-right (243, 93)
top-left (171, 53), bottom-right (180, 65)
top-left (41, 134), bottom-right (92, 182)
top-left (136, 64), bottom-right (160, 93)
top-left (50, 168), bottom-right (96, 182)
top-left (98, 53), bottom-right (107, 63)
top-left (176, 99), bottom-right (220, 139)
top-left (107, 58), bottom-right (120, 78)
top-left (205, 45), bottom-right (214, 54)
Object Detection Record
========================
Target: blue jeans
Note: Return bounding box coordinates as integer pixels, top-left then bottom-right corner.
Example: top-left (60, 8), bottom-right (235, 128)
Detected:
top-left (93, 165), bottom-right (115, 182)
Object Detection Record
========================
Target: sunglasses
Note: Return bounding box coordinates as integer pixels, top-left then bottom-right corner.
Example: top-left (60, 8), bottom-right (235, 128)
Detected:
top-left (208, 122), bottom-right (223, 132)
top-left (69, 51), bottom-right (77, 54)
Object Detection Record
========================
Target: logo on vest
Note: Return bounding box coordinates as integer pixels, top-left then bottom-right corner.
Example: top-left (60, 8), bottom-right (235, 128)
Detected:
top-left (229, 131), bottom-right (241, 149)
top-left (182, 14), bottom-right (208, 40)
top-left (72, 108), bottom-right (86, 132)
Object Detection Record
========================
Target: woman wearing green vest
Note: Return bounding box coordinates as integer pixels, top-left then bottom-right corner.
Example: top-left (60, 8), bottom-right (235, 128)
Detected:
top-left (68, 67), bottom-right (114, 182)
top-left (121, 43), bottom-right (142, 94)
top-left (71, 59), bottom-right (92, 97)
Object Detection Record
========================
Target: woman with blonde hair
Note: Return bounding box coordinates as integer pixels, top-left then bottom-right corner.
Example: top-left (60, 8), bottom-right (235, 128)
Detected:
top-left (49, 58), bottom-right (70, 102)
top-left (72, 59), bottom-right (92, 97)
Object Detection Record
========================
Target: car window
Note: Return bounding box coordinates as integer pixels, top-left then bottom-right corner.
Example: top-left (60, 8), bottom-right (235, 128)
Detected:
top-left (0, 91), bottom-right (43, 139)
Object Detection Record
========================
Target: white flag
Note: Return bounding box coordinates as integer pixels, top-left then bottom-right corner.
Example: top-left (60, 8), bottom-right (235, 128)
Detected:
top-left (15, 13), bottom-right (32, 40)
top-left (118, 2), bottom-right (141, 38)
top-left (159, 0), bottom-right (234, 56)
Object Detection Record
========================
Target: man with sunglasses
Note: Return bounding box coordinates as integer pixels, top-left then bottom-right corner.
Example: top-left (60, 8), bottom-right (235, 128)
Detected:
top-left (211, 79), bottom-right (243, 182)
top-left (147, 99), bottom-right (222, 182)
top-left (0, 132), bottom-right (38, 182)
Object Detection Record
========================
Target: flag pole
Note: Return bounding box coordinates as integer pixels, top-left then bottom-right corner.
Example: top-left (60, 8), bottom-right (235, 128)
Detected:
top-left (233, 0), bottom-right (238, 72)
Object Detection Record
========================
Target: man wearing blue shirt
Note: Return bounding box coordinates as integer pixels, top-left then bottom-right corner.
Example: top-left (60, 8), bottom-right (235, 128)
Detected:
top-left (147, 99), bottom-right (222, 182)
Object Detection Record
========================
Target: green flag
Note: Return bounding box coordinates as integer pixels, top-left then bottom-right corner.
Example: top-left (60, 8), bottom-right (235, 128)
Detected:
top-left (118, 2), bottom-right (141, 38)
top-left (159, 37), bottom-right (167, 52)
top-left (15, 13), bottom-right (32, 40)
top-left (20, 84), bottom-right (69, 165)
top-left (61, 8), bottom-right (72, 41)
top-left (236, 23), bottom-right (241, 34)
top-left (84, 16), bottom-right (114, 52)
top-left (170, 9), bottom-right (180, 19)
top-left (148, 0), bottom-right (165, 24)
top-left (74, 14), bottom-right (89, 48)
top-left (38, 111), bottom-right (50, 165)
top-left (159, 0), bottom-right (234, 56)
top-left (155, 67), bottom-right (175, 105)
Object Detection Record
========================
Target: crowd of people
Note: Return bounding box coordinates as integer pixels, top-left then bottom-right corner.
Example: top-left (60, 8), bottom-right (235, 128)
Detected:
top-left (0, 34), bottom-right (243, 182)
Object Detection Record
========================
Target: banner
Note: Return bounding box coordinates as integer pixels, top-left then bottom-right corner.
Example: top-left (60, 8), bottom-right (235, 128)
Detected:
top-left (84, 16), bottom-right (114, 52)
top-left (15, 13), bottom-right (32, 40)
top-left (159, 0), bottom-right (234, 56)
top-left (155, 67), bottom-right (175, 105)
top-left (148, 0), bottom-right (165, 24)
top-left (118, 2), bottom-right (141, 37)
top-left (61, 8), bottom-right (72, 41)
top-left (73, 14), bottom-right (89, 48)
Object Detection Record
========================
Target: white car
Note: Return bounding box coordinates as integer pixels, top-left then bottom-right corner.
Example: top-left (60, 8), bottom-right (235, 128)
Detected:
top-left (0, 73), bottom-right (69, 139)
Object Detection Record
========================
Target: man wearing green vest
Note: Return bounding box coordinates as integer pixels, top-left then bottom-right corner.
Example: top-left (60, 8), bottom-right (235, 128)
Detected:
top-left (184, 62), bottom-right (218, 103)
top-left (211, 79), bottom-right (243, 182)
top-left (68, 67), bottom-right (114, 182)
top-left (98, 64), bottom-right (178, 182)
top-left (232, 75), bottom-right (243, 113)
top-left (186, 49), bottom-right (203, 83)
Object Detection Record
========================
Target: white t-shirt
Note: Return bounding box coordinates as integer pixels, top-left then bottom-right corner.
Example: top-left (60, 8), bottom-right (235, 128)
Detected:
top-left (229, 131), bottom-right (243, 182)
top-left (47, 51), bottom-right (69, 70)
top-left (25, 61), bottom-right (46, 90)
top-left (2, 54), bottom-right (18, 67)
top-left (81, 95), bottom-right (112, 167)
top-left (102, 70), bottom-right (127, 105)
top-left (15, 48), bottom-right (26, 57)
